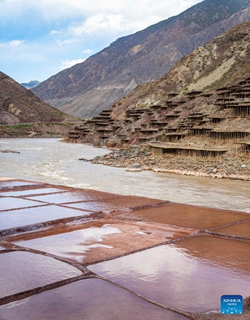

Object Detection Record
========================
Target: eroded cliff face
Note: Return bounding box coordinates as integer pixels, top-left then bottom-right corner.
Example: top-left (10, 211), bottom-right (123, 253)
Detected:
top-left (32, 1), bottom-right (250, 118)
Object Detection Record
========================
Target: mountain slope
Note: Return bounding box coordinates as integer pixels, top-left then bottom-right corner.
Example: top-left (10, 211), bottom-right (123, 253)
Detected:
top-left (66, 22), bottom-right (250, 180)
top-left (33, 0), bottom-right (250, 118)
top-left (111, 21), bottom-right (250, 118)
top-left (70, 22), bottom-right (250, 145)
top-left (0, 72), bottom-right (73, 125)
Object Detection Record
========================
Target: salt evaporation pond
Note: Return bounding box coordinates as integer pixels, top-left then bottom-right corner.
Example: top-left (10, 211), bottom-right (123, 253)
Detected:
top-left (215, 220), bottom-right (250, 238)
top-left (0, 279), bottom-right (189, 320)
top-left (89, 236), bottom-right (250, 313)
top-left (0, 251), bottom-right (82, 299)
top-left (0, 187), bottom-right (66, 197)
top-left (0, 205), bottom-right (90, 231)
top-left (15, 224), bottom-right (122, 263)
top-left (0, 197), bottom-right (44, 211)
top-left (128, 202), bottom-right (250, 229)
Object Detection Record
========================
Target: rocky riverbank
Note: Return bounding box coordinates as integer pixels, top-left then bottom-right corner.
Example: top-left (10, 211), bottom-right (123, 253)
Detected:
top-left (89, 147), bottom-right (250, 181)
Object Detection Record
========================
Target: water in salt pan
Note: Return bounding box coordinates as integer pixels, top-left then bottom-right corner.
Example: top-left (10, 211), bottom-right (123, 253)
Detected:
top-left (24, 190), bottom-right (114, 204)
top-left (0, 187), bottom-right (66, 197)
top-left (89, 236), bottom-right (250, 313)
top-left (0, 180), bottom-right (42, 190)
top-left (130, 203), bottom-right (250, 229)
top-left (15, 224), bottom-right (122, 263)
top-left (215, 220), bottom-right (250, 238)
top-left (0, 251), bottom-right (82, 299)
top-left (0, 205), bottom-right (90, 231)
top-left (0, 279), bottom-right (189, 320)
top-left (67, 195), bottom-right (165, 213)
top-left (0, 197), bottom-right (43, 211)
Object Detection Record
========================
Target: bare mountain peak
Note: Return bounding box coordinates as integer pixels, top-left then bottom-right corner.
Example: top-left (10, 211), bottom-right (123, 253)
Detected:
top-left (118, 21), bottom-right (250, 106)
top-left (33, 0), bottom-right (250, 118)
top-left (0, 71), bottom-right (72, 124)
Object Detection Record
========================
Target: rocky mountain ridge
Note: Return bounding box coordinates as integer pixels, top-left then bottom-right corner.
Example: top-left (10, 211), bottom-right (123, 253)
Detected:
top-left (0, 72), bottom-right (75, 125)
top-left (33, 0), bottom-right (250, 118)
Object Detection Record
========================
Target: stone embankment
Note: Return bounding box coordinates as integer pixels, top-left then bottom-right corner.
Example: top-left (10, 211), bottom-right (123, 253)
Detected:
top-left (90, 147), bottom-right (250, 181)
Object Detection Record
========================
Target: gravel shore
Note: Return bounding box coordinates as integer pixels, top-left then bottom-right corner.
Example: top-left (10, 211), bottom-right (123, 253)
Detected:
top-left (89, 147), bottom-right (250, 181)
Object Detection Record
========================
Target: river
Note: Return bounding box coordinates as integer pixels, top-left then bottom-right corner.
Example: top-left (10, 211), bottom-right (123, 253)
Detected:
top-left (0, 138), bottom-right (249, 212)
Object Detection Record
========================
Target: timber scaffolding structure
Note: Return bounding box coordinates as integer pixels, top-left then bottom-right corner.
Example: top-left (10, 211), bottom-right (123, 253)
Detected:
top-left (209, 130), bottom-right (250, 141)
top-left (148, 142), bottom-right (228, 158)
top-left (240, 142), bottom-right (250, 153)
top-left (215, 77), bottom-right (250, 117)
top-left (188, 126), bottom-right (213, 136)
top-left (125, 109), bottom-right (148, 121)
top-left (68, 109), bottom-right (116, 141)
top-left (68, 125), bottom-right (91, 140)
top-left (135, 79), bottom-right (250, 157)
top-left (66, 77), bottom-right (250, 159)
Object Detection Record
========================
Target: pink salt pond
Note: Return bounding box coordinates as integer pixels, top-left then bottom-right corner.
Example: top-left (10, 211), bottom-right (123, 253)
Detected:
top-left (1, 179), bottom-right (249, 318)
top-left (0, 279), bottom-right (189, 320)
top-left (89, 236), bottom-right (250, 313)
top-left (0, 205), bottom-right (90, 232)
top-left (0, 251), bottom-right (82, 299)
top-left (15, 224), bottom-right (122, 263)
top-left (65, 195), bottom-right (166, 213)
top-left (24, 190), bottom-right (118, 204)
top-left (214, 220), bottom-right (250, 238)
top-left (0, 187), bottom-right (66, 197)
top-left (129, 202), bottom-right (250, 229)
top-left (0, 197), bottom-right (43, 211)
top-left (12, 222), bottom-right (194, 264)
top-left (0, 180), bottom-right (43, 190)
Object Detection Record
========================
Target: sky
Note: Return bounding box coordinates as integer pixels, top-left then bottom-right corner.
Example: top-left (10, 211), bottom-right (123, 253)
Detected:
top-left (0, 0), bottom-right (202, 84)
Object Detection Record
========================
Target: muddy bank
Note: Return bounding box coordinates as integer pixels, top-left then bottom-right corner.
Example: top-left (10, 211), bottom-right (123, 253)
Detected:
top-left (90, 147), bottom-right (250, 181)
